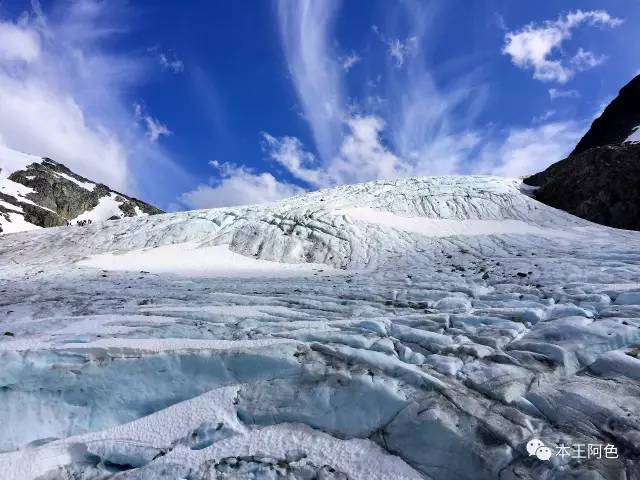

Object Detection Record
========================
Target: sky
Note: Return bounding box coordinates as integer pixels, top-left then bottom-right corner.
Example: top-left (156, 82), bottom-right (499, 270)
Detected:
top-left (0, 0), bottom-right (638, 211)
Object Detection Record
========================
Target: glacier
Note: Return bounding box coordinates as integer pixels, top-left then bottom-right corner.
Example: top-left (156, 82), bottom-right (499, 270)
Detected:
top-left (0, 176), bottom-right (639, 479)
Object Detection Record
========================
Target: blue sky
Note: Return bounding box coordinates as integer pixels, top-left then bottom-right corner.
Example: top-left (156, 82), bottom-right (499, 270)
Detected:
top-left (0, 1), bottom-right (638, 210)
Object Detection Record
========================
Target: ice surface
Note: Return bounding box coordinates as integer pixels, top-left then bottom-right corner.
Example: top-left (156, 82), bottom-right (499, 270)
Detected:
top-left (78, 242), bottom-right (333, 277)
top-left (0, 175), bottom-right (639, 479)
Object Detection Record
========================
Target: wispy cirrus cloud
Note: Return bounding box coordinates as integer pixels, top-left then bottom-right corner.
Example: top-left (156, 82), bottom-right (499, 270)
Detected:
top-left (0, 0), bottom-right (192, 204)
top-left (371, 25), bottom-right (419, 69)
top-left (339, 52), bottom-right (360, 72)
top-left (275, 0), bottom-right (345, 164)
top-left (147, 46), bottom-right (184, 73)
top-left (387, 37), bottom-right (418, 68)
top-left (503, 10), bottom-right (622, 83)
top-left (532, 109), bottom-right (556, 124)
top-left (134, 103), bottom-right (171, 143)
top-left (178, 0), bottom-right (345, 210)
top-left (548, 88), bottom-right (580, 100)
top-left (159, 52), bottom-right (184, 73)
top-left (185, 1), bottom-right (597, 209)
top-left (266, 0), bottom-right (486, 188)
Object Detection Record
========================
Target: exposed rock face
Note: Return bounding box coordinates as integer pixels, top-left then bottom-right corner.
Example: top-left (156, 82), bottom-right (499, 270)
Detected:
top-left (0, 191), bottom-right (63, 228)
top-left (0, 152), bottom-right (163, 234)
top-left (525, 75), bottom-right (640, 230)
top-left (9, 159), bottom-right (106, 219)
top-left (571, 74), bottom-right (640, 155)
top-left (525, 143), bottom-right (640, 230)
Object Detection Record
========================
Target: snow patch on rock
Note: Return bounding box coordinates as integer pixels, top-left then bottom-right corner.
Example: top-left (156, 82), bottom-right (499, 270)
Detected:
top-left (625, 125), bottom-right (640, 143)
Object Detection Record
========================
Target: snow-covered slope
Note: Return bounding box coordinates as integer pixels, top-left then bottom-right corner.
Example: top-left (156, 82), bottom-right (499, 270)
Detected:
top-left (1, 176), bottom-right (639, 479)
top-left (0, 145), bottom-right (162, 234)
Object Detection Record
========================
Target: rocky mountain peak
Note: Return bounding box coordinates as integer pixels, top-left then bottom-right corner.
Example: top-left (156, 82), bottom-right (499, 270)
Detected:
top-left (525, 74), bottom-right (640, 230)
top-left (571, 74), bottom-right (640, 156)
top-left (0, 147), bottom-right (163, 234)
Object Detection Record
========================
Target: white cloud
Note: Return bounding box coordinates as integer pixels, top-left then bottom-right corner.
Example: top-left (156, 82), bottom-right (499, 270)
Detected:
top-left (276, 0), bottom-right (345, 163)
top-left (262, 133), bottom-right (329, 186)
top-left (0, 1), bottom-right (191, 202)
top-left (388, 37), bottom-right (418, 68)
top-left (332, 116), bottom-right (407, 183)
top-left (263, 113), bottom-right (476, 187)
top-left (372, 24), bottom-right (419, 69)
top-left (532, 109), bottom-right (556, 124)
top-left (255, 2), bottom-right (592, 208)
top-left (159, 52), bottom-right (184, 73)
top-left (264, 115), bottom-right (407, 187)
top-left (503, 10), bottom-right (622, 83)
top-left (476, 121), bottom-right (584, 177)
top-left (548, 88), bottom-right (580, 100)
top-left (570, 48), bottom-right (604, 70)
top-left (180, 160), bottom-right (302, 209)
top-left (274, 0), bottom-right (484, 186)
top-left (0, 21), bottom-right (40, 62)
top-left (381, 3), bottom-right (485, 175)
top-left (339, 52), bottom-right (360, 72)
top-left (494, 13), bottom-right (508, 32)
top-left (0, 74), bottom-right (128, 187)
top-left (144, 116), bottom-right (171, 143)
top-left (134, 103), bottom-right (171, 143)
top-left (265, 114), bottom-right (584, 187)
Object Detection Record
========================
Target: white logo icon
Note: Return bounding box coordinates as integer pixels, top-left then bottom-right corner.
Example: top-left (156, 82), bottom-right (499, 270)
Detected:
top-left (536, 446), bottom-right (553, 461)
top-left (526, 438), bottom-right (551, 461)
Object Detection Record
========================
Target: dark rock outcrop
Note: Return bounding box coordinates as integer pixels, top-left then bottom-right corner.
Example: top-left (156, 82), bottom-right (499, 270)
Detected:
top-left (525, 143), bottom-right (640, 230)
top-left (0, 190), bottom-right (67, 232)
top-left (571, 74), bottom-right (640, 156)
top-left (9, 160), bottom-right (106, 220)
top-left (525, 75), bottom-right (640, 230)
top-left (8, 159), bottom-right (162, 223)
top-left (1, 156), bottom-right (163, 233)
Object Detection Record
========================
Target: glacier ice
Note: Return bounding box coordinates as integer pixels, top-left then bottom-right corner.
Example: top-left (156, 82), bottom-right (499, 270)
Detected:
top-left (0, 176), bottom-right (639, 479)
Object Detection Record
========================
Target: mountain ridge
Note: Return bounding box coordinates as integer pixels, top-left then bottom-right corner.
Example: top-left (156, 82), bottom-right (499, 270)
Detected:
top-left (0, 146), bottom-right (163, 234)
top-left (571, 73), bottom-right (640, 156)
top-left (525, 74), bottom-right (640, 230)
